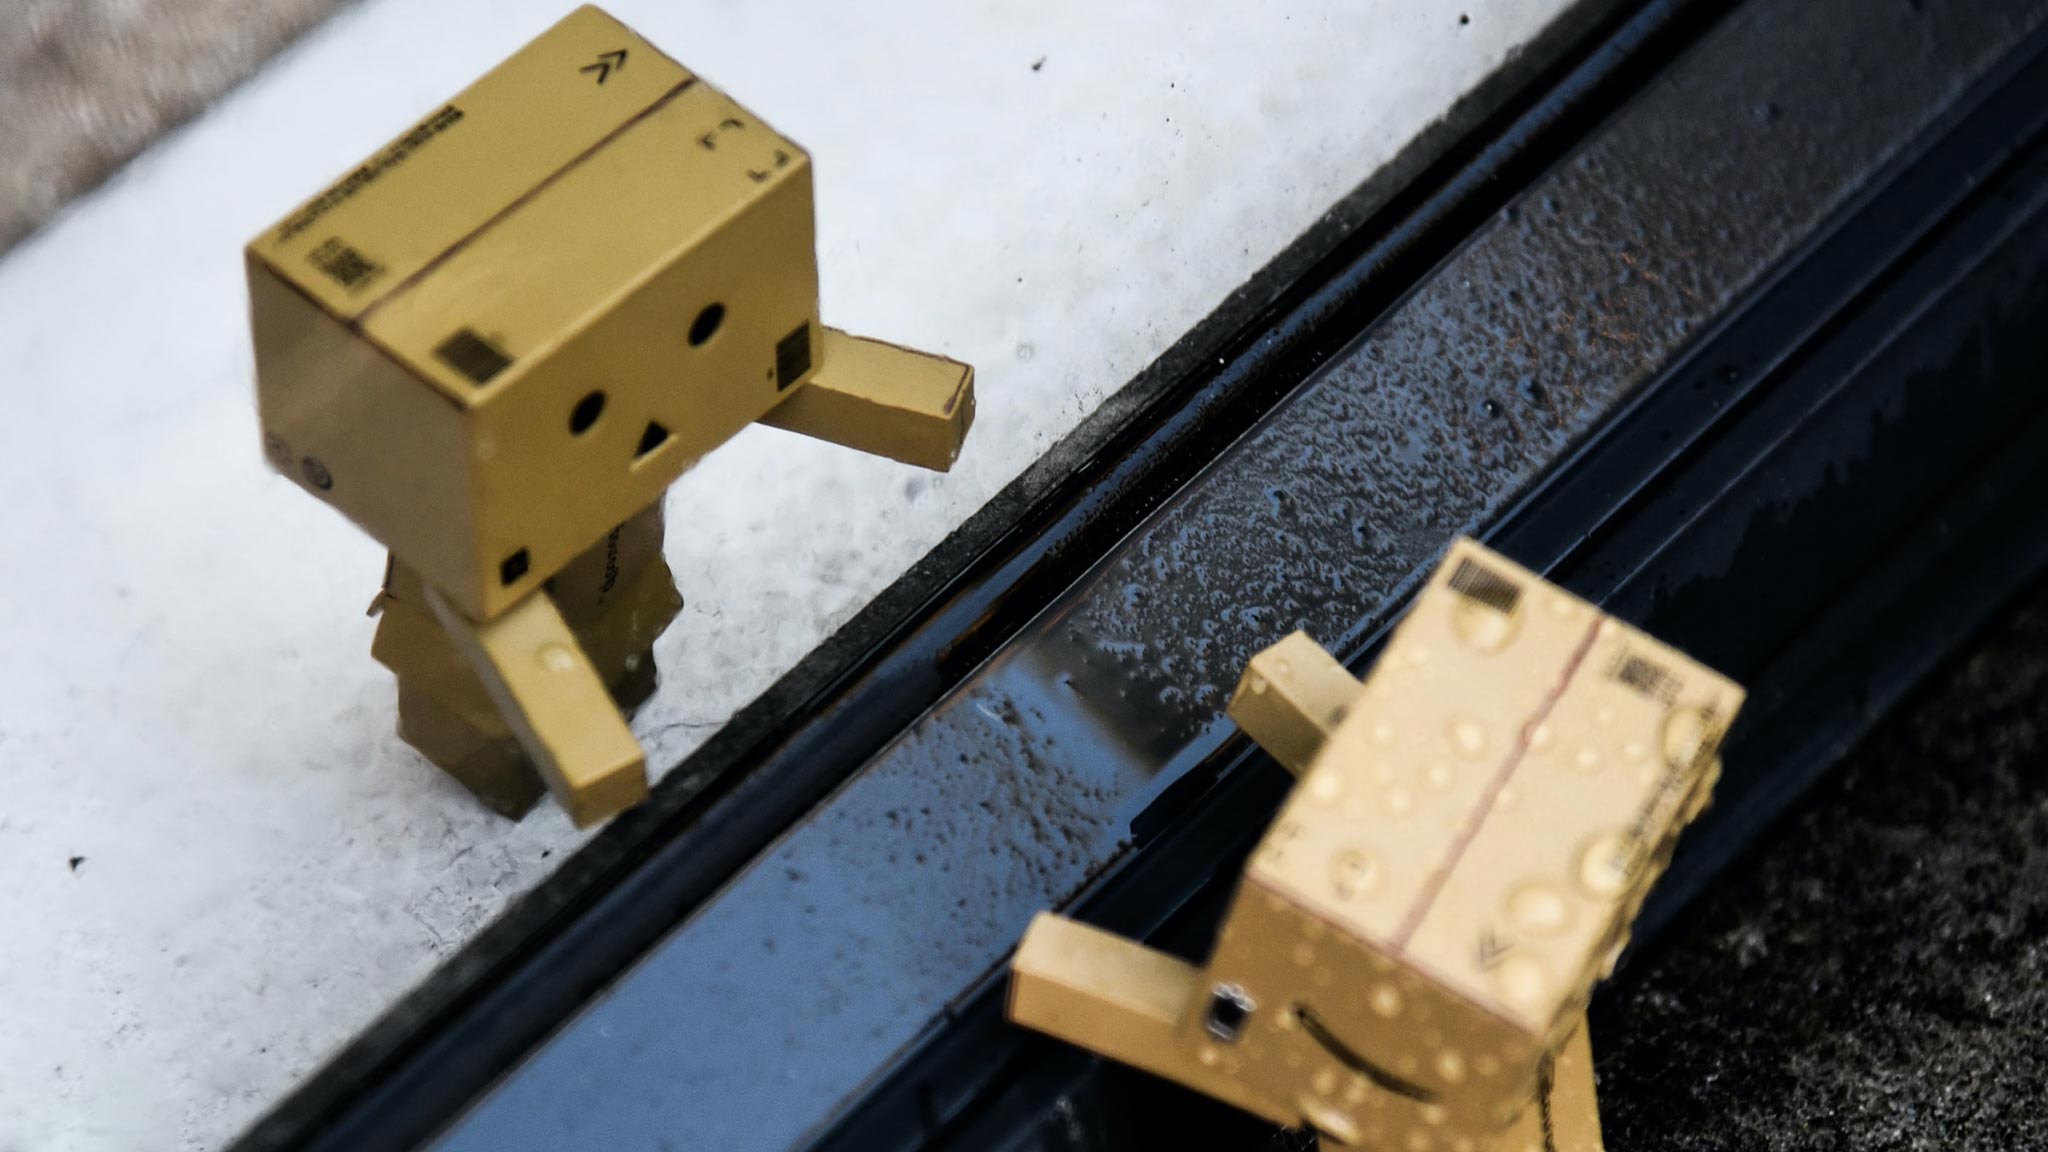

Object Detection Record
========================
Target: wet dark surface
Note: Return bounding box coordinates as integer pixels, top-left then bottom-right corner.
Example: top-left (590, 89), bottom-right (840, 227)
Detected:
top-left (1594, 579), bottom-right (2048, 1151)
top-left (876, 71), bottom-right (2048, 1144)
top-left (1070, 0), bottom-right (2048, 686)
top-left (430, 1), bottom-right (2048, 1150)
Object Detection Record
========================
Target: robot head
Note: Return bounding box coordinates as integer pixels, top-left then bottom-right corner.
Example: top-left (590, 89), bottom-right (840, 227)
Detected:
top-left (248, 7), bottom-right (819, 620)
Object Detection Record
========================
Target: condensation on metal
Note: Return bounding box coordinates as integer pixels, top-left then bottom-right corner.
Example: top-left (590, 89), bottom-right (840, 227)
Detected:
top-left (436, 1), bottom-right (2048, 1149)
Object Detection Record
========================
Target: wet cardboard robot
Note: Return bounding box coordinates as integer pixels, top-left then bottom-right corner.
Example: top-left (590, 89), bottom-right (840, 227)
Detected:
top-left (1011, 539), bottom-right (1743, 1151)
top-left (247, 7), bottom-right (974, 825)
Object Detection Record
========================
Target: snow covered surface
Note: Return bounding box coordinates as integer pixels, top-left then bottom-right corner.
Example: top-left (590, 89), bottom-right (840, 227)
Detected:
top-left (0, 1), bottom-right (1577, 1148)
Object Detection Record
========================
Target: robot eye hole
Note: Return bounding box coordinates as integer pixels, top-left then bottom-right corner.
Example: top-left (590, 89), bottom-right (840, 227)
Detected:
top-left (499, 548), bottom-right (531, 586)
top-left (569, 390), bottom-right (606, 435)
top-left (1204, 984), bottom-right (1255, 1042)
top-left (688, 303), bottom-right (725, 347)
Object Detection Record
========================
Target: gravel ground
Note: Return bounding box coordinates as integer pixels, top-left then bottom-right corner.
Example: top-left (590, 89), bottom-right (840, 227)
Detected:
top-left (1594, 580), bottom-right (2048, 1150)
top-left (0, 0), bottom-right (353, 255)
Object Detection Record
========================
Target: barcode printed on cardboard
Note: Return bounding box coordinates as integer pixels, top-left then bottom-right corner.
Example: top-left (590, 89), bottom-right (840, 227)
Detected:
top-left (1446, 557), bottom-right (1522, 615)
top-left (434, 328), bottom-right (514, 386)
top-left (1611, 651), bottom-right (1682, 704)
top-left (308, 237), bottom-right (383, 292)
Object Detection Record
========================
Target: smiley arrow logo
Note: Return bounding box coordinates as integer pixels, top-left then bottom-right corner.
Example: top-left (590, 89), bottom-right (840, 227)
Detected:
top-left (582, 49), bottom-right (628, 85)
top-left (1476, 927), bottom-right (1514, 970)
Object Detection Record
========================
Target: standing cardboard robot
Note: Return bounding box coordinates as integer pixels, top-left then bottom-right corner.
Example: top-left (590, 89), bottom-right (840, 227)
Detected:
top-left (247, 7), bottom-right (974, 825)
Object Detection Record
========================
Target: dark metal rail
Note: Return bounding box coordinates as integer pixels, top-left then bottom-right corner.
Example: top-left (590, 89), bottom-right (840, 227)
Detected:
top-left (831, 15), bottom-right (2048, 1145)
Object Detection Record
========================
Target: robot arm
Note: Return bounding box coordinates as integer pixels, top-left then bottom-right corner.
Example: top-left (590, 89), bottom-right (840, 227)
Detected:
top-left (426, 587), bottom-right (648, 827)
top-left (757, 328), bottom-right (976, 472)
top-left (1227, 630), bottom-right (1362, 778)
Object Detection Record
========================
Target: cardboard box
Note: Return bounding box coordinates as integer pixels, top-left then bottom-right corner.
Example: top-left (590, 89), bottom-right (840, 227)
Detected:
top-left (1199, 540), bottom-right (1739, 1147)
top-left (249, 5), bottom-right (821, 621)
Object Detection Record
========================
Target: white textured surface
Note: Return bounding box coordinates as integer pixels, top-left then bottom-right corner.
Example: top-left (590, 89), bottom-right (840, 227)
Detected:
top-left (0, 1), bottom-right (1576, 1148)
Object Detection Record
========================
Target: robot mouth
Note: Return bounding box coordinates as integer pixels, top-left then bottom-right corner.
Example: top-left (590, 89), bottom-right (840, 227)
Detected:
top-left (1291, 1004), bottom-right (1443, 1104)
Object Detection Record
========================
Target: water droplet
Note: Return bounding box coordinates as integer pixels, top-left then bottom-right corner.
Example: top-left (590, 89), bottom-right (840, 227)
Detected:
top-left (1451, 598), bottom-right (1517, 652)
top-left (1301, 1100), bottom-right (1362, 1146)
top-left (1370, 984), bottom-right (1404, 1018)
top-left (1508, 884), bottom-right (1572, 935)
top-left (1662, 704), bottom-right (1717, 769)
top-left (1435, 1050), bottom-right (1467, 1084)
top-left (1330, 849), bottom-right (1381, 899)
top-left (1307, 770), bottom-right (1344, 806)
top-left (1449, 717), bottom-right (1489, 758)
top-left (1492, 954), bottom-right (1551, 1011)
top-left (1576, 832), bottom-right (1634, 897)
top-left (1573, 746), bottom-right (1602, 773)
top-left (1425, 763), bottom-right (1454, 790)
top-left (537, 643), bottom-right (576, 672)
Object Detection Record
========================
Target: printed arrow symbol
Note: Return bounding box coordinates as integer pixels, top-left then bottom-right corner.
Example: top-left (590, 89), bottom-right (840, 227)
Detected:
top-left (582, 49), bottom-right (628, 85)
top-left (1476, 927), bottom-right (1514, 970)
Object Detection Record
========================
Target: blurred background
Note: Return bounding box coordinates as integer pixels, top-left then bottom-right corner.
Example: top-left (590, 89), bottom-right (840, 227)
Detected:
top-left (1, 0), bottom-right (350, 255)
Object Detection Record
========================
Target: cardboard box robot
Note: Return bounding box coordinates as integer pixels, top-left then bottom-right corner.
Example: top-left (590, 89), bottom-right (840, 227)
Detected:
top-left (248, 7), bottom-right (974, 825)
top-left (1011, 538), bottom-right (1743, 1150)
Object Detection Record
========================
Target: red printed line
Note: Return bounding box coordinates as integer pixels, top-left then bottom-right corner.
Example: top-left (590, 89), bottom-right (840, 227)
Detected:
top-left (1391, 617), bottom-right (1602, 950)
